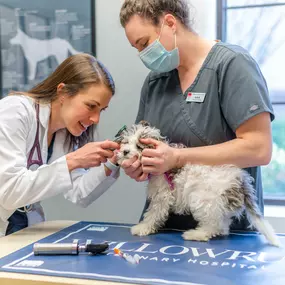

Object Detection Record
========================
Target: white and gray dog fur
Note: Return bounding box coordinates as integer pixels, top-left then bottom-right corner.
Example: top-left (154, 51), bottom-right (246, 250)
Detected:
top-left (116, 121), bottom-right (280, 247)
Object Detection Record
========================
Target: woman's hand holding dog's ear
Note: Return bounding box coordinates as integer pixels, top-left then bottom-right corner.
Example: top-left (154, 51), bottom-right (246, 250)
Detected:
top-left (140, 138), bottom-right (179, 175)
top-left (121, 156), bottom-right (148, 182)
top-left (66, 141), bottom-right (120, 171)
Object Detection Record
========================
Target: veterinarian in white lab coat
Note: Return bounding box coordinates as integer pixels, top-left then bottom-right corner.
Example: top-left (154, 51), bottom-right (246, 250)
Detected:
top-left (0, 54), bottom-right (120, 236)
top-left (119, 0), bottom-right (274, 231)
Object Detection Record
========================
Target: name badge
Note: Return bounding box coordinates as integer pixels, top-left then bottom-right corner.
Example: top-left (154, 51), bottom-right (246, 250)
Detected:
top-left (186, 92), bottom-right (206, 103)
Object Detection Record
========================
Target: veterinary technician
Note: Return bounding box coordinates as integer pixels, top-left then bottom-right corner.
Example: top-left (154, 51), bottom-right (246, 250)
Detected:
top-left (119, 0), bottom-right (274, 231)
top-left (0, 54), bottom-right (120, 236)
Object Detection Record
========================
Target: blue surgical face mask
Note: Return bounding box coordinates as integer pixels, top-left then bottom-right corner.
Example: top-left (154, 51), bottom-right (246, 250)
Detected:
top-left (139, 22), bottom-right (180, 73)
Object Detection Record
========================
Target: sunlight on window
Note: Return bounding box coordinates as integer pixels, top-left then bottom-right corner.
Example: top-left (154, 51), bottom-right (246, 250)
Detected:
top-left (262, 105), bottom-right (285, 196)
top-left (224, 0), bottom-right (285, 199)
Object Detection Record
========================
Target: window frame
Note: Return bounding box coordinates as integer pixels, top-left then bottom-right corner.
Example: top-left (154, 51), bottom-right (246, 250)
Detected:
top-left (217, 0), bottom-right (285, 204)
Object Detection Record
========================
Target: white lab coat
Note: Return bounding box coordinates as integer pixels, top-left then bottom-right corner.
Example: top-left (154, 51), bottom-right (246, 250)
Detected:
top-left (0, 95), bottom-right (119, 236)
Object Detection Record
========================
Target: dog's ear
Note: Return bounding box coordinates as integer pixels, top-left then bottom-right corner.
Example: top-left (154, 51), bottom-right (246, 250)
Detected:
top-left (154, 133), bottom-right (166, 142)
top-left (139, 120), bottom-right (150, 127)
top-left (140, 125), bottom-right (166, 143)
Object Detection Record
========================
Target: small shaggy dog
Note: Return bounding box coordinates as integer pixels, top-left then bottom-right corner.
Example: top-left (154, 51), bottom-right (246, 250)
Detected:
top-left (116, 121), bottom-right (280, 247)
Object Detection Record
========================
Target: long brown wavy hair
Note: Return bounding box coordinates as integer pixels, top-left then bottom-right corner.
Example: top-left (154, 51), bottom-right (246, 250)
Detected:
top-left (10, 53), bottom-right (115, 150)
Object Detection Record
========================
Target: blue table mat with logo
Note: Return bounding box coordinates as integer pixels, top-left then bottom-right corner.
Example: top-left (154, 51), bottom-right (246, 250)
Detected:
top-left (0, 221), bottom-right (285, 285)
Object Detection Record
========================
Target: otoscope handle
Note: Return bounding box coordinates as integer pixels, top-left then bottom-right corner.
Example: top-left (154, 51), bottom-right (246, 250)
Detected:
top-left (33, 242), bottom-right (78, 255)
top-left (33, 242), bottom-right (109, 256)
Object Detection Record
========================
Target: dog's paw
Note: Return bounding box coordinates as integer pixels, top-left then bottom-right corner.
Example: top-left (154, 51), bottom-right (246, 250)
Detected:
top-left (131, 223), bottom-right (155, 236)
top-left (182, 229), bottom-right (211, 242)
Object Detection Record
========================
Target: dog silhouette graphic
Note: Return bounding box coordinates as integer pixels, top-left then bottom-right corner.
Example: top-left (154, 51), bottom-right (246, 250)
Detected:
top-left (10, 28), bottom-right (81, 81)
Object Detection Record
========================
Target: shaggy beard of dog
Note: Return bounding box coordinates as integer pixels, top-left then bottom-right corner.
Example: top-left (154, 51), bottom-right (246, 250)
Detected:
top-left (116, 122), bottom-right (280, 247)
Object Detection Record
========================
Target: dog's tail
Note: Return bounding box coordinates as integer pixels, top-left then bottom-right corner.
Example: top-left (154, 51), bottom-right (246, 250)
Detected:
top-left (243, 173), bottom-right (281, 247)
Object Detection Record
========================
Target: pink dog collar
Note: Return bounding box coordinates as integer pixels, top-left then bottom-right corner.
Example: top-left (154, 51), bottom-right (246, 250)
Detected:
top-left (164, 172), bottom-right (175, 190)
top-left (148, 172), bottom-right (175, 191)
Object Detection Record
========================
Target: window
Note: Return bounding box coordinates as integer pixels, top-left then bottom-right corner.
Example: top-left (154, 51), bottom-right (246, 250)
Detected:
top-left (217, 0), bottom-right (285, 203)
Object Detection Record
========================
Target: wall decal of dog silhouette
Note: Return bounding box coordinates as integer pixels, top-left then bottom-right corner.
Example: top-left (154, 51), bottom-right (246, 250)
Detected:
top-left (9, 28), bottom-right (81, 81)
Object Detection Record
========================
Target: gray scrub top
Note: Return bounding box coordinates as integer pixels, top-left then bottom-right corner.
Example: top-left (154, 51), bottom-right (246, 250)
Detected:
top-left (136, 42), bottom-right (275, 231)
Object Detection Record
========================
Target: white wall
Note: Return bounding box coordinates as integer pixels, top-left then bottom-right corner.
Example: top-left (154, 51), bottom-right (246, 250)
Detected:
top-left (42, 0), bottom-right (285, 233)
top-left (190, 0), bottom-right (217, 39)
top-left (42, 0), bottom-right (149, 224)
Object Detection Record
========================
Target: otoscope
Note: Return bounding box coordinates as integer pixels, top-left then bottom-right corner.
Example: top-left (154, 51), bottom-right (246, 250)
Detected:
top-left (33, 241), bottom-right (109, 256)
top-left (108, 125), bottom-right (127, 150)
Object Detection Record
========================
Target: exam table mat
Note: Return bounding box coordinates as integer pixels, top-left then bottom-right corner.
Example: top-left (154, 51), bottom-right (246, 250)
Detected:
top-left (0, 221), bottom-right (285, 285)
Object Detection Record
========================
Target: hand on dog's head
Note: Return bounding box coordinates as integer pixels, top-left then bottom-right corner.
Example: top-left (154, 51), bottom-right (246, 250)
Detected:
top-left (116, 121), bottom-right (166, 164)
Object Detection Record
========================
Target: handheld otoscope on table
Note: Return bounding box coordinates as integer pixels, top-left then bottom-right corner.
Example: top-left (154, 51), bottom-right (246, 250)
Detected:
top-left (33, 241), bottom-right (109, 256)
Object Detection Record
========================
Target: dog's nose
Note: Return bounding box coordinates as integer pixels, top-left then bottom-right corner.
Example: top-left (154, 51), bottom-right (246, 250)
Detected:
top-left (123, 150), bottom-right (130, 156)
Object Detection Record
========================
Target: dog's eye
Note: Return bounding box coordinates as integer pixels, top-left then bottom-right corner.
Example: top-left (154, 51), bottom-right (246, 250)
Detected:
top-left (137, 144), bottom-right (144, 151)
